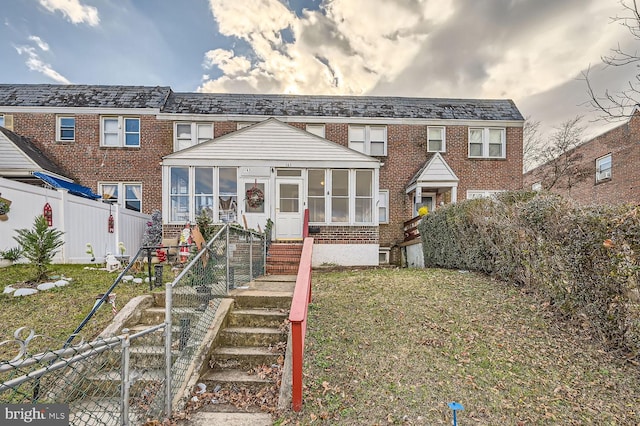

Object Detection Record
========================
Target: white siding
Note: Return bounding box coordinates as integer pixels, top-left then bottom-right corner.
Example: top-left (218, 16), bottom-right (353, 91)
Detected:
top-left (0, 132), bottom-right (38, 172)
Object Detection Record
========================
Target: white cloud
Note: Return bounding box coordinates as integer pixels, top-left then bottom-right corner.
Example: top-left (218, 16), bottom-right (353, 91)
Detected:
top-left (38, 0), bottom-right (100, 26)
top-left (203, 48), bottom-right (251, 74)
top-left (15, 45), bottom-right (71, 84)
top-left (28, 35), bottom-right (50, 51)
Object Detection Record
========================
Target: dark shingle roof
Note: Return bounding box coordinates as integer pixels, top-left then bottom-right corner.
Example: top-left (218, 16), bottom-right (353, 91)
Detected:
top-left (0, 127), bottom-right (66, 176)
top-left (163, 92), bottom-right (524, 121)
top-left (0, 84), bottom-right (524, 121)
top-left (0, 84), bottom-right (171, 108)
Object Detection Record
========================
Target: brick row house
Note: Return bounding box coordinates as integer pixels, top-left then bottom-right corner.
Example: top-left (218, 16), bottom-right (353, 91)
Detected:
top-left (523, 113), bottom-right (640, 205)
top-left (0, 84), bottom-right (524, 265)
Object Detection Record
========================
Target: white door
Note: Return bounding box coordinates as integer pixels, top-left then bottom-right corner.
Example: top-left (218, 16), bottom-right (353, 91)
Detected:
top-left (275, 179), bottom-right (303, 240)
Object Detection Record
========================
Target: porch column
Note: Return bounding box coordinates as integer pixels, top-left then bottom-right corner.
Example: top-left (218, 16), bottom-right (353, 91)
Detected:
top-left (451, 185), bottom-right (457, 203)
top-left (415, 186), bottom-right (422, 204)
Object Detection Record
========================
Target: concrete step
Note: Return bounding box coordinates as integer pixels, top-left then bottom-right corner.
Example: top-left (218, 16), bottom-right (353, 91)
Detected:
top-left (139, 307), bottom-right (201, 325)
top-left (176, 411), bottom-right (272, 426)
top-left (153, 288), bottom-right (228, 308)
top-left (219, 327), bottom-right (286, 347)
top-left (200, 369), bottom-right (272, 391)
top-left (228, 308), bottom-right (288, 328)
top-left (232, 291), bottom-right (294, 309)
top-left (69, 397), bottom-right (146, 425)
top-left (210, 346), bottom-right (282, 370)
top-left (81, 369), bottom-right (164, 398)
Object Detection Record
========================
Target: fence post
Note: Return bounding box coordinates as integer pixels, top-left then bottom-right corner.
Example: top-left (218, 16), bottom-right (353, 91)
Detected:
top-left (121, 329), bottom-right (131, 426)
top-left (164, 283), bottom-right (173, 417)
top-left (226, 225), bottom-right (231, 291)
top-left (249, 233), bottom-right (253, 279)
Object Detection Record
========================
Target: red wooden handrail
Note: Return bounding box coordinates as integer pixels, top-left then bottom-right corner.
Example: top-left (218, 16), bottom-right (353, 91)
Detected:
top-left (302, 208), bottom-right (309, 238)
top-left (289, 236), bottom-right (313, 411)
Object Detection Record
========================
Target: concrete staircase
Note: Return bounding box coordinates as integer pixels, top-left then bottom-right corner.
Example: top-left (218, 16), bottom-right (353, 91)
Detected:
top-left (266, 243), bottom-right (303, 275)
top-left (199, 276), bottom-right (294, 405)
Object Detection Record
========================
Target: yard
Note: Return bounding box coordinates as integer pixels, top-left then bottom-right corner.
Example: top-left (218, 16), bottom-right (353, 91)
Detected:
top-left (278, 268), bottom-right (640, 425)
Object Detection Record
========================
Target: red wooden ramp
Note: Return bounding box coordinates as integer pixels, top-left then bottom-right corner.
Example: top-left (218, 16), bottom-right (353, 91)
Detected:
top-left (266, 242), bottom-right (303, 275)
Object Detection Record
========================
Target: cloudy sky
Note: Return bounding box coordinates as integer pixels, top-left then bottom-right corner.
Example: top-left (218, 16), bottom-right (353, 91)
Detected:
top-left (1, 0), bottom-right (638, 138)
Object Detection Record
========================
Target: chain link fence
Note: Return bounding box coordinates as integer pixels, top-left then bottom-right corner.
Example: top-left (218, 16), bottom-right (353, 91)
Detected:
top-left (0, 224), bottom-right (266, 425)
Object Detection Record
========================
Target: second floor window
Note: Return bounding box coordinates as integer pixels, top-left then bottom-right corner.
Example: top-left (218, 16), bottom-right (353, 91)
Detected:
top-left (57, 116), bottom-right (75, 141)
top-left (348, 125), bottom-right (387, 156)
top-left (427, 127), bottom-right (445, 152)
top-left (0, 114), bottom-right (4, 127)
top-left (175, 122), bottom-right (214, 151)
top-left (468, 128), bottom-right (505, 158)
top-left (306, 124), bottom-right (325, 138)
top-left (596, 154), bottom-right (612, 182)
top-left (102, 117), bottom-right (140, 147)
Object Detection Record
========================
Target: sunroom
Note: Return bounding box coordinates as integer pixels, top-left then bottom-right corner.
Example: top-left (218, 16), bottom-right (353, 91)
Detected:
top-left (161, 118), bottom-right (381, 265)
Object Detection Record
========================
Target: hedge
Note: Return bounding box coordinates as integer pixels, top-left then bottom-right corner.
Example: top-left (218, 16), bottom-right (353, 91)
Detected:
top-left (419, 191), bottom-right (640, 354)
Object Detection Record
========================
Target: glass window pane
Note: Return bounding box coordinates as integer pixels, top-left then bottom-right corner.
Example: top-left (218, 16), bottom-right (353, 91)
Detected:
top-left (101, 184), bottom-right (118, 200)
top-left (171, 167), bottom-right (189, 194)
top-left (104, 133), bottom-right (118, 146)
top-left (277, 169), bottom-right (302, 177)
top-left (196, 196), bottom-right (213, 218)
top-left (331, 198), bottom-right (349, 222)
top-left (125, 200), bottom-right (141, 211)
top-left (306, 124), bottom-right (325, 137)
top-left (470, 143), bottom-right (483, 156)
top-left (350, 141), bottom-right (364, 153)
top-left (370, 127), bottom-right (386, 142)
top-left (197, 124), bottom-right (213, 140)
top-left (219, 168), bottom-right (237, 195)
top-left (356, 171), bottom-right (372, 196)
top-left (125, 118), bottom-right (139, 132)
top-left (279, 183), bottom-right (299, 213)
top-left (428, 127), bottom-right (442, 140)
top-left (104, 118), bottom-right (118, 132)
top-left (308, 170), bottom-right (325, 196)
top-left (195, 168), bottom-right (213, 194)
top-left (489, 129), bottom-right (502, 143)
top-left (370, 141), bottom-right (385, 156)
top-left (171, 195), bottom-right (189, 222)
top-left (60, 129), bottom-right (75, 140)
top-left (309, 197), bottom-right (325, 222)
top-left (428, 140), bottom-right (442, 151)
top-left (469, 129), bottom-right (483, 144)
top-left (125, 133), bottom-right (140, 146)
top-left (355, 198), bottom-right (372, 222)
top-left (488, 143), bottom-right (502, 157)
top-left (332, 170), bottom-right (348, 196)
top-left (379, 191), bottom-right (388, 223)
top-left (177, 124), bottom-right (191, 138)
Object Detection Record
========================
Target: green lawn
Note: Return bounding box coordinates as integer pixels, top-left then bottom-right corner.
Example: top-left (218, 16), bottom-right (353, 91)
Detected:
top-left (278, 268), bottom-right (640, 425)
top-left (0, 263), bottom-right (166, 357)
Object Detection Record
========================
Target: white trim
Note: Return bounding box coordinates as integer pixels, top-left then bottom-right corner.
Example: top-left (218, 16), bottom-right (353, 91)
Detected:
top-left (595, 153), bottom-right (612, 182)
top-left (348, 124), bottom-right (387, 156)
top-left (427, 126), bottom-right (446, 152)
top-left (98, 181), bottom-right (143, 211)
top-left (306, 123), bottom-right (325, 138)
top-left (100, 116), bottom-right (141, 148)
top-left (468, 127), bottom-right (506, 159)
top-left (378, 189), bottom-right (389, 224)
top-left (56, 115), bottom-right (75, 142)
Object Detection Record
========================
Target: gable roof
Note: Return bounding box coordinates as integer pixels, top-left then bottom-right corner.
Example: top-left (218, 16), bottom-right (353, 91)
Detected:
top-left (0, 84), bottom-right (171, 109)
top-left (163, 118), bottom-right (379, 169)
top-left (163, 92), bottom-right (524, 121)
top-left (0, 127), bottom-right (66, 178)
top-left (406, 152), bottom-right (459, 191)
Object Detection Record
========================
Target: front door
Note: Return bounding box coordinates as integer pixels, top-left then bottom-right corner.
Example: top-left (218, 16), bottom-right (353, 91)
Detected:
top-left (275, 179), bottom-right (303, 240)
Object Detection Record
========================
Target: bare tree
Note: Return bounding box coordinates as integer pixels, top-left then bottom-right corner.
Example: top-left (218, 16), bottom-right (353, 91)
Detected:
top-left (530, 116), bottom-right (591, 191)
top-left (522, 117), bottom-right (542, 172)
top-left (584, 0), bottom-right (640, 120)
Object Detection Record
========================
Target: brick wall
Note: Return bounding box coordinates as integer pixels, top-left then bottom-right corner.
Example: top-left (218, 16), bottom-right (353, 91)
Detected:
top-left (309, 225), bottom-right (378, 244)
top-left (523, 116), bottom-right (639, 205)
top-left (8, 113), bottom-right (523, 255)
top-left (11, 112), bottom-right (173, 215)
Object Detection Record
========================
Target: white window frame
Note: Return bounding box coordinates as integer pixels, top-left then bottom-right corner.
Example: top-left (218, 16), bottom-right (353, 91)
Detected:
top-left (467, 190), bottom-right (503, 199)
top-left (174, 122), bottom-right (214, 151)
top-left (0, 114), bottom-right (4, 128)
top-left (98, 182), bottom-right (142, 212)
top-left (100, 116), bottom-right (140, 147)
top-left (532, 182), bottom-right (542, 191)
top-left (348, 125), bottom-right (387, 156)
top-left (306, 124), bottom-right (325, 138)
top-left (427, 126), bottom-right (446, 152)
top-left (468, 128), bottom-right (505, 159)
top-left (56, 116), bottom-right (75, 142)
top-left (378, 189), bottom-right (389, 224)
top-left (596, 154), bottom-right (612, 182)
top-left (237, 122), bottom-right (257, 130)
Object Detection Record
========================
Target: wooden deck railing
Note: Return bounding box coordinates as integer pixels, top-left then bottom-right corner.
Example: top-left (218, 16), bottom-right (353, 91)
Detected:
top-left (289, 236), bottom-right (313, 411)
top-left (403, 215), bottom-right (422, 242)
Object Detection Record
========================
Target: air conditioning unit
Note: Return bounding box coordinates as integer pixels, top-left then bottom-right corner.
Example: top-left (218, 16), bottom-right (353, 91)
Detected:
top-left (598, 170), bottom-right (611, 180)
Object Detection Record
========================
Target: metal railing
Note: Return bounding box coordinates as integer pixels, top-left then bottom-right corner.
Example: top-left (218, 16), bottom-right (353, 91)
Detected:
top-left (289, 236), bottom-right (313, 411)
top-left (0, 223), bottom-right (267, 425)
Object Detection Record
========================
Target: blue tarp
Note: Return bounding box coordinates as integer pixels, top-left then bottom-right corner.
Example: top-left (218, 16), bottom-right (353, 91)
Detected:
top-left (33, 172), bottom-right (101, 200)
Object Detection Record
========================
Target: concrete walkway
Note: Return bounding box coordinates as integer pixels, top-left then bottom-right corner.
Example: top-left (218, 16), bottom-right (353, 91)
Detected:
top-left (178, 275), bottom-right (296, 426)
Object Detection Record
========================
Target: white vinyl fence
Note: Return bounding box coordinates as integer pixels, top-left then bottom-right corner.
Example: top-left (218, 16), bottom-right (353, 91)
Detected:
top-left (0, 177), bottom-right (150, 263)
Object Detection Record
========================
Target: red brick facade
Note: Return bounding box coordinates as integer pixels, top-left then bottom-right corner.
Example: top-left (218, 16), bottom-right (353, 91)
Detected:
top-left (1, 97), bottom-right (523, 265)
top-left (523, 114), bottom-right (640, 205)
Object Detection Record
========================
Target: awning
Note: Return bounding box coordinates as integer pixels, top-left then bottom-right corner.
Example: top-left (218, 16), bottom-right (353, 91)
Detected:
top-left (32, 172), bottom-right (101, 200)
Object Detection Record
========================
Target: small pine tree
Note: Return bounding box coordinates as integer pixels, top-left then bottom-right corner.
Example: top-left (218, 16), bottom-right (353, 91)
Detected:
top-left (13, 215), bottom-right (64, 282)
top-left (142, 209), bottom-right (163, 247)
top-left (195, 209), bottom-right (215, 242)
